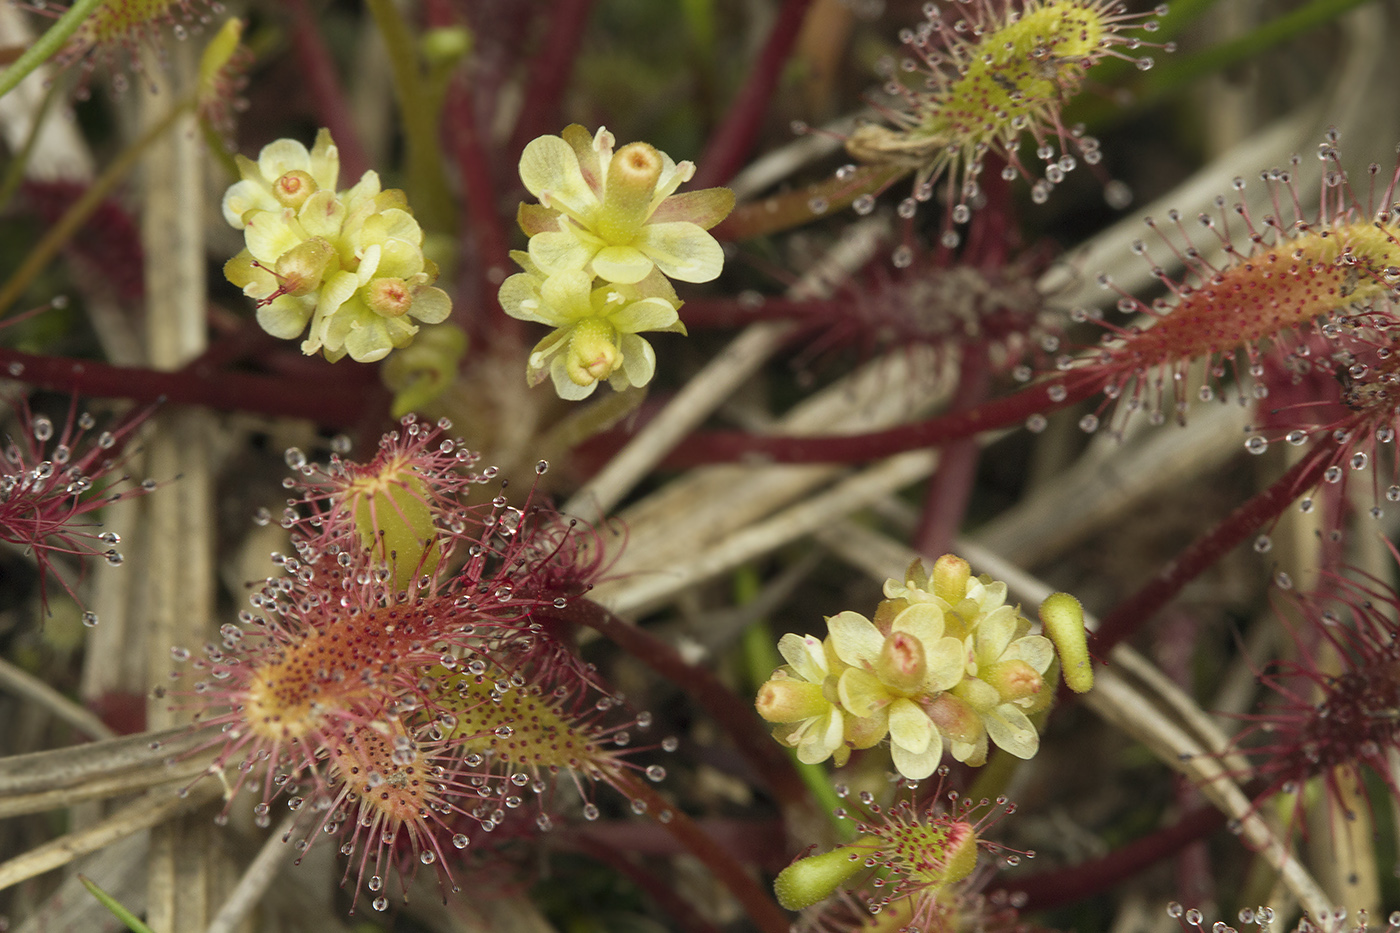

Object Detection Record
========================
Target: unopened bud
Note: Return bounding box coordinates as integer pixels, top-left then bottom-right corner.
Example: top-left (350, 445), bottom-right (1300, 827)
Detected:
top-left (273, 236), bottom-right (337, 297)
top-left (774, 842), bottom-right (871, 910)
top-left (932, 553), bottom-right (971, 603)
top-left (876, 631), bottom-right (926, 693)
top-left (566, 319), bottom-right (621, 385)
top-left (1040, 592), bottom-right (1093, 693)
top-left (755, 677), bottom-right (829, 724)
top-left (984, 659), bottom-right (1043, 703)
top-left (924, 692), bottom-right (981, 744)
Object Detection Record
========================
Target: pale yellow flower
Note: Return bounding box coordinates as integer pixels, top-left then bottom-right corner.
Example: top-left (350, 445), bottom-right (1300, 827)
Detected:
top-left (517, 125), bottom-right (733, 285)
top-left (498, 260), bottom-right (683, 399)
top-left (758, 634), bottom-right (848, 766)
top-left (222, 128), bottom-right (340, 229)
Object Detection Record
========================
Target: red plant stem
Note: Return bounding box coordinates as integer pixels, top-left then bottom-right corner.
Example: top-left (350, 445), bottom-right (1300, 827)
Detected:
top-left (507, 0), bottom-right (597, 159)
top-left (615, 773), bottom-right (790, 933)
top-left (285, 0), bottom-right (371, 182)
top-left (1088, 437), bottom-right (1340, 658)
top-left (661, 369), bottom-right (1110, 467)
top-left (572, 834), bottom-right (728, 933)
top-left (444, 75), bottom-right (520, 348)
top-left (912, 342), bottom-right (991, 558)
top-left (993, 803), bottom-right (1226, 910)
top-left (545, 601), bottom-right (809, 808)
top-left (0, 346), bottom-right (382, 427)
top-left (692, 0), bottom-right (816, 189)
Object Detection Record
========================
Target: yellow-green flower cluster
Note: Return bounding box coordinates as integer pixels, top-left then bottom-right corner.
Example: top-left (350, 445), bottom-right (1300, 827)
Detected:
top-left (757, 554), bottom-right (1090, 779)
top-left (500, 125), bottom-right (734, 399)
top-left (222, 129), bottom-right (451, 363)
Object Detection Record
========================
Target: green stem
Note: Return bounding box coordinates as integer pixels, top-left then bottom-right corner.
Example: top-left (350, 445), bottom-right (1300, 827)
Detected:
top-left (0, 78), bottom-right (60, 213)
top-left (1140, 0), bottom-right (1375, 100)
top-left (362, 0), bottom-right (453, 234)
top-left (0, 96), bottom-right (196, 318)
top-left (79, 875), bottom-right (157, 933)
top-left (0, 0), bottom-right (106, 100)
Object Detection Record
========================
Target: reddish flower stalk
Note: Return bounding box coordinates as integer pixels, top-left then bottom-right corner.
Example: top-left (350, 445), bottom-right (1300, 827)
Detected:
top-left (691, 0), bottom-right (816, 189)
top-left (506, 0), bottom-right (597, 159)
top-left (445, 75), bottom-right (520, 346)
top-left (0, 346), bottom-right (383, 428)
top-left (616, 771), bottom-right (791, 933)
top-left (660, 368), bottom-right (1109, 468)
top-left (713, 164), bottom-right (909, 241)
top-left (543, 598), bottom-right (811, 808)
top-left (992, 803), bottom-right (1226, 911)
top-left (1088, 436), bottom-right (1341, 658)
top-left (913, 341), bottom-right (992, 558)
top-left (285, 0), bottom-right (371, 182)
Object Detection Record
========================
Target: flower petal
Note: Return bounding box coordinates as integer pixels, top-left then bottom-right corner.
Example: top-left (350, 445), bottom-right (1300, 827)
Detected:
top-left (796, 711), bottom-right (844, 765)
top-left (530, 227), bottom-right (599, 277)
top-left (826, 611), bottom-right (884, 667)
top-left (617, 332), bottom-right (656, 388)
top-left (923, 636), bottom-right (967, 693)
top-left (256, 295), bottom-right (313, 339)
top-left (256, 138), bottom-right (311, 183)
top-left (837, 668), bottom-right (889, 719)
top-left (635, 222), bottom-right (724, 283)
top-left (409, 286), bottom-right (452, 325)
top-left (1003, 634), bottom-right (1054, 674)
top-left (609, 296), bottom-right (679, 333)
top-left (778, 633), bottom-right (827, 684)
top-left (888, 698), bottom-right (932, 755)
top-left (550, 354), bottom-right (598, 399)
top-left (649, 187), bottom-right (736, 229)
top-left (891, 726), bottom-right (943, 780)
top-left (345, 316), bottom-right (397, 363)
top-left (592, 245), bottom-right (655, 284)
top-left (520, 133), bottom-right (597, 220)
top-left (984, 704), bottom-right (1039, 759)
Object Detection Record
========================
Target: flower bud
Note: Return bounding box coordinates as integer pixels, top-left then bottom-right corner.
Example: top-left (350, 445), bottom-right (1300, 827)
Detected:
top-left (755, 677), bottom-right (830, 724)
top-left (774, 842), bottom-right (871, 910)
top-left (932, 553), bottom-right (971, 603)
top-left (1040, 592), bottom-right (1093, 693)
top-left (983, 659), bottom-right (1043, 703)
top-left (272, 236), bottom-right (338, 298)
top-left (924, 692), bottom-right (982, 744)
top-left (566, 318), bottom-right (621, 385)
top-left (876, 630), bottom-right (927, 694)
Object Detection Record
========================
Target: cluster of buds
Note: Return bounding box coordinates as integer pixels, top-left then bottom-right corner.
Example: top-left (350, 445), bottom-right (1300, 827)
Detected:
top-left (757, 554), bottom-right (1091, 779)
top-left (179, 417), bottom-right (664, 909)
top-left (222, 129), bottom-right (452, 363)
top-left (499, 125), bottom-right (734, 399)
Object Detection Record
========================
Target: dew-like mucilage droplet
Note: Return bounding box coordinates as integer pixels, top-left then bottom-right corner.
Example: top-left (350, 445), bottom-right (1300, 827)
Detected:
top-left (582, 803), bottom-right (600, 821)
top-left (1244, 436), bottom-right (1268, 455)
top-left (1253, 535), bottom-right (1271, 554)
top-left (82, 611), bottom-right (98, 627)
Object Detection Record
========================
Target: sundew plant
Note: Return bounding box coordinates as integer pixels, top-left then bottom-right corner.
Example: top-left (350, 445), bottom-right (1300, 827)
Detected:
top-left (4, 1), bottom-right (1400, 932)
